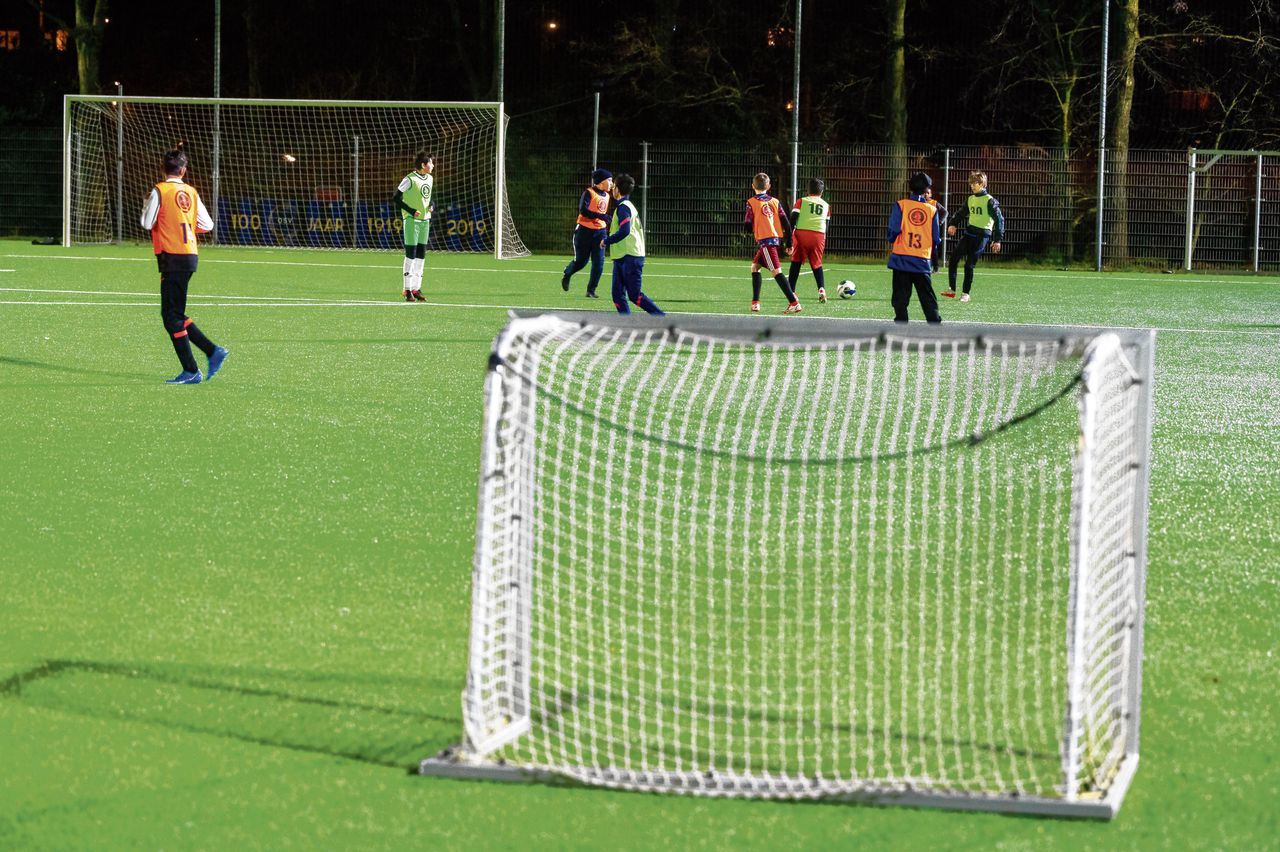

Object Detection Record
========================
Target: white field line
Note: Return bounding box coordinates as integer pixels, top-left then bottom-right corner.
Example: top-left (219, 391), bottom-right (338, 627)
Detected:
top-left (3, 296), bottom-right (1279, 338)
top-left (0, 286), bottom-right (384, 303)
top-left (6, 252), bottom-right (1279, 286)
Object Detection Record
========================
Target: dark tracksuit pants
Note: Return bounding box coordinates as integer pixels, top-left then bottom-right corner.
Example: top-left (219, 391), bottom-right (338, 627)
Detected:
top-left (948, 230), bottom-right (990, 293)
top-left (564, 225), bottom-right (606, 294)
top-left (891, 269), bottom-right (941, 323)
top-left (158, 252), bottom-right (216, 371)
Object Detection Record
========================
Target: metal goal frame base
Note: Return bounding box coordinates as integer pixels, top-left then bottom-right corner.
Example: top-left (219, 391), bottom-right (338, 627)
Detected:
top-left (419, 746), bottom-right (1137, 820)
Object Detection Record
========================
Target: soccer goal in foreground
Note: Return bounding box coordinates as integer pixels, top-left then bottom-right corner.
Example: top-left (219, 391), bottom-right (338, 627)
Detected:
top-left (63, 95), bottom-right (529, 257)
top-left (422, 313), bottom-right (1155, 819)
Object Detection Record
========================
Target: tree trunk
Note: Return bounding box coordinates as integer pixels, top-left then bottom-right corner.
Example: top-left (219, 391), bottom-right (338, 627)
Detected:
top-left (1058, 85), bottom-right (1075, 262)
top-left (1109, 0), bottom-right (1139, 263)
top-left (445, 0), bottom-right (485, 100)
top-left (243, 0), bottom-right (266, 97)
top-left (884, 0), bottom-right (908, 201)
top-left (73, 0), bottom-right (107, 95)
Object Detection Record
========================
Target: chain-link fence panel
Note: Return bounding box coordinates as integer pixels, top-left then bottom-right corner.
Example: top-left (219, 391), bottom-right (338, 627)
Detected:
top-left (0, 128), bottom-right (61, 237)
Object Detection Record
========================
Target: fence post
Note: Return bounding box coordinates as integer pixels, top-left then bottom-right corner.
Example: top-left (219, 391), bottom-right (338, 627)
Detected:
top-left (1184, 148), bottom-right (1197, 271)
top-left (640, 140), bottom-right (650, 227)
top-left (115, 84), bottom-right (123, 244)
top-left (1253, 151), bottom-right (1263, 273)
top-left (942, 147), bottom-right (951, 261)
top-left (352, 135), bottom-right (360, 249)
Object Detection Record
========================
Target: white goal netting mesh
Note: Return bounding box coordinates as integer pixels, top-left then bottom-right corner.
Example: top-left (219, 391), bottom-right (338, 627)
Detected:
top-left (66, 97), bottom-right (529, 257)
top-left (459, 315), bottom-right (1150, 809)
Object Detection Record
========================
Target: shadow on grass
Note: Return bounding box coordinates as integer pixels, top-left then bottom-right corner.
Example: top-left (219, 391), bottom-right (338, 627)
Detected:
top-left (0, 355), bottom-right (154, 383)
top-left (0, 659), bottom-right (461, 771)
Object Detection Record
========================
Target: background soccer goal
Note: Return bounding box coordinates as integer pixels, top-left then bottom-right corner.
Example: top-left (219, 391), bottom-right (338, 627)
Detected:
top-left (63, 95), bottom-right (529, 258)
top-left (422, 313), bottom-right (1155, 819)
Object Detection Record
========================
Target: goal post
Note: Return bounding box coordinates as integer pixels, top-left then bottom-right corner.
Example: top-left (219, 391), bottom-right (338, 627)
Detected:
top-left (1183, 147), bottom-right (1279, 272)
top-left (423, 313), bottom-right (1154, 819)
top-left (62, 95), bottom-right (530, 258)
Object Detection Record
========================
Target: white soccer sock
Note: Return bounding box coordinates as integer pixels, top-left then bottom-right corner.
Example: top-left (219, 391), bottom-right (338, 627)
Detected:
top-left (411, 257), bottom-right (426, 292)
top-left (402, 257), bottom-right (413, 291)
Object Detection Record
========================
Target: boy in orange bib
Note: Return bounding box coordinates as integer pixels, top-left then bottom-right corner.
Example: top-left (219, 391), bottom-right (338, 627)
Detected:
top-left (140, 149), bottom-right (227, 384)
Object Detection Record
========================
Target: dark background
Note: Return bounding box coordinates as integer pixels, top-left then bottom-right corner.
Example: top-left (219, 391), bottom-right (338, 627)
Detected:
top-left (2, 0), bottom-right (1277, 148)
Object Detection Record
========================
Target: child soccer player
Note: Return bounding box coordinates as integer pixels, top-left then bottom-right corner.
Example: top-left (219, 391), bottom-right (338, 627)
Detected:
top-left (140, 148), bottom-right (227, 384)
top-left (886, 172), bottom-right (942, 324)
top-left (943, 170), bottom-right (1004, 302)
top-left (787, 178), bottom-right (831, 302)
top-left (922, 185), bottom-right (947, 272)
top-left (744, 173), bottom-right (801, 314)
top-left (601, 174), bottom-right (663, 316)
top-left (393, 153), bottom-right (434, 301)
top-left (561, 168), bottom-right (613, 298)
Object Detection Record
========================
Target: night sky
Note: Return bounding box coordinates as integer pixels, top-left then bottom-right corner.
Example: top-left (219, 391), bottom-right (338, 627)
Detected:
top-left (2, 0), bottom-right (1275, 148)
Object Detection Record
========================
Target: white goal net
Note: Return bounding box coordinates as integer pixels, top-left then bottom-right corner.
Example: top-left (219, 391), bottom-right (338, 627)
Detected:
top-left (425, 314), bottom-right (1154, 818)
top-left (63, 95), bottom-right (529, 258)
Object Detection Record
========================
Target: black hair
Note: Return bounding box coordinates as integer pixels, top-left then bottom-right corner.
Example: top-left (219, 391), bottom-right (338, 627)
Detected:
top-left (614, 173), bottom-right (636, 196)
top-left (163, 149), bottom-right (188, 176)
top-left (909, 172), bottom-right (932, 194)
top-left (808, 178), bottom-right (825, 195)
top-left (415, 152), bottom-right (434, 168)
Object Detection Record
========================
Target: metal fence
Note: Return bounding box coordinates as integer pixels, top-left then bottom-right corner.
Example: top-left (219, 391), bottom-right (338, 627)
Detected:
top-left (0, 128), bottom-right (61, 237)
top-left (7, 126), bottom-right (1277, 270)
top-left (506, 137), bottom-right (1280, 271)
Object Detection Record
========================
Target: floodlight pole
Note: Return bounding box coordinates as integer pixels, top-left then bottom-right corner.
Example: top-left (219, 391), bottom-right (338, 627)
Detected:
top-left (1095, 0), bottom-right (1110, 272)
top-left (212, 0), bottom-right (222, 241)
top-left (790, 0), bottom-right (802, 203)
top-left (592, 91), bottom-right (600, 170)
top-left (495, 0), bottom-right (505, 103)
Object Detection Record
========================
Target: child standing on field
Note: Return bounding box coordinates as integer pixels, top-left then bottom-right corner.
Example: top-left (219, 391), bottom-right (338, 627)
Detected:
top-left (561, 168), bottom-right (613, 299)
top-left (886, 172), bottom-right (942, 324)
top-left (601, 174), bottom-right (663, 316)
top-left (923, 185), bottom-right (947, 273)
top-left (944, 170), bottom-right (1004, 302)
top-left (787, 178), bottom-right (831, 302)
top-left (744, 172), bottom-right (801, 314)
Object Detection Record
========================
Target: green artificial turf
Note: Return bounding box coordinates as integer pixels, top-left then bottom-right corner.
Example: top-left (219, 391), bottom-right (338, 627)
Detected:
top-left (0, 240), bottom-right (1277, 849)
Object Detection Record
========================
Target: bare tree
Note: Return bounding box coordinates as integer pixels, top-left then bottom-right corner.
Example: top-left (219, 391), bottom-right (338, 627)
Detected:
top-left (26, 0), bottom-right (108, 95)
top-left (590, 17), bottom-right (773, 140)
top-left (951, 1), bottom-right (1100, 261)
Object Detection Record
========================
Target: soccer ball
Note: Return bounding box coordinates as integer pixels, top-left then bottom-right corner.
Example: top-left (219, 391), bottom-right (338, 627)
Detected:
top-left (838, 280), bottom-right (857, 299)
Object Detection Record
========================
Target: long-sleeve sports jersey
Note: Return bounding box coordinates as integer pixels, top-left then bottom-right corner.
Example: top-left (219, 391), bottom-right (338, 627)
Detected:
top-left (575, 186), bottom-right (612, 230)
top-left (140, 177), bottom-right (213, 255)
top-left (886, 193), bottom-right (941, 274)
top-left (744, 193), bottom-right (793, 245)
top-left (947, 190), bottom-right (1004, 242)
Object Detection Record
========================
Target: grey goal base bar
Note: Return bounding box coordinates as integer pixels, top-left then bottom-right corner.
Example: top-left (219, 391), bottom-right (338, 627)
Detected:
top-left (419, 748), bottom-right (1138, 820)
top-left (507, 310), bottom-right (1154, 356)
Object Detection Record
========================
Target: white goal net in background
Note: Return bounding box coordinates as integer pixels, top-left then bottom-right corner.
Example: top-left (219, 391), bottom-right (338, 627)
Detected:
top-left (63, 96), bottom-right (529, 258)
top-left (423, 314), bottom-right (1155, 819)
